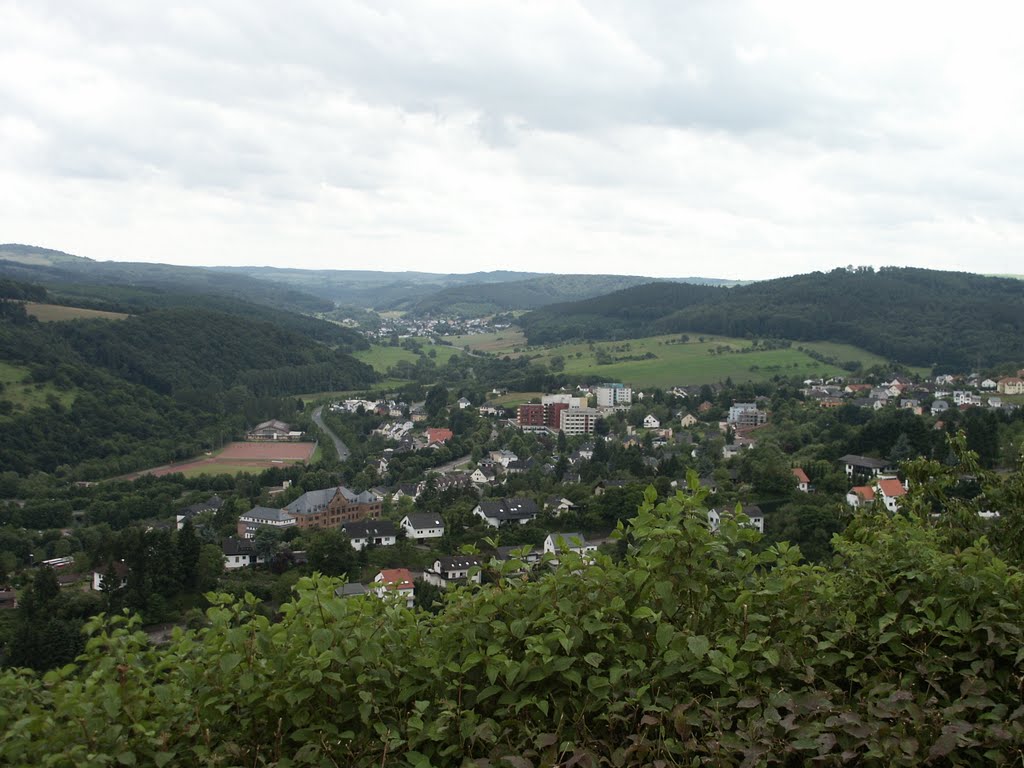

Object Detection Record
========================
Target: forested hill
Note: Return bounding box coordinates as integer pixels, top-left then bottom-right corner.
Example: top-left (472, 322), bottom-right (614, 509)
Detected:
top-left (401, 274), bottom-right (738, 316)
top-left (522, 267), bottom-right (1024, 369)
top-left (519, 281), bottom-right (720, 344)
top-left (0, 293), bottom-right (376, 478)
top-left (0, 243), bottom-right (333, 315)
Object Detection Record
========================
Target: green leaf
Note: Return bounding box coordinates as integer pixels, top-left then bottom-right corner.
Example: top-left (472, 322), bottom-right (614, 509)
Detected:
top-left (763, 648), bottom-right (780, 666)
top-left (656, 623), bottom-right (674, 650)
top-left (584, 652), bottom-right (603, 668)
top-left (687, 635), bottom-right (710, 659)
top-left (220, 653), bottom-right (243, 673)
top-left (153, 754), bottom-right (174, 768)
top-left (116, 753), bottom-right (136, 766)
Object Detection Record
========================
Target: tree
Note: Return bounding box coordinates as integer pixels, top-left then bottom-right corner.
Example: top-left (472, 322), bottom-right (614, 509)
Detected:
top-left (306, 529), bottom-right (356, 578)
top-left (425, 384), bottom-right (449, 420)
top-left (176, 519), bottom-right (201, 590)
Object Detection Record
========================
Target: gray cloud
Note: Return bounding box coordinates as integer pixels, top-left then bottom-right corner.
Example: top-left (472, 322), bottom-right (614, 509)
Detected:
top-left (1, 0), bottom-right (1023, 278)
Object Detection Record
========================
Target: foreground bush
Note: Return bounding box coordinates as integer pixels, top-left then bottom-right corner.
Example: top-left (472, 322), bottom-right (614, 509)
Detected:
top-left (2, 487), bottom-right (1023, 766)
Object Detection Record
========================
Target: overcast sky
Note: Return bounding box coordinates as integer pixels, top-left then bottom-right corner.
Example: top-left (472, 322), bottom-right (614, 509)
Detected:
top-left (2, 1), bottom-right (1023, 280)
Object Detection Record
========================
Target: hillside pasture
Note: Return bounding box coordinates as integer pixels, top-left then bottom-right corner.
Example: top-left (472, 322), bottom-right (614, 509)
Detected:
top-left (0, 361), bottom-right (78, 413)
top-left (528, 335), bottom-right (848, 387)
top-left (443, 330), bottom-right (527, 354)
top-left (355, 341), bottom-right (465, 374)
top-left (24, 303), bottom-right (129, 322)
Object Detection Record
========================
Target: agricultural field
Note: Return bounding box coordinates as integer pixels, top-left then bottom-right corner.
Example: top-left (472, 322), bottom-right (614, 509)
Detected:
top-left (443, 329), bottom-right (527, 354)
top-left (24, 303), bottom-right (129, 322)
top-left (798, 341), bottom-right (930, 377)
top-left (526, 335), bottom-right (847, 388)
top-left (487, 391), bottom-right (544, 407)
top-left (354, 340), bottom-right (465, 374)
top-left (0, 361), bottom-right (78, 413)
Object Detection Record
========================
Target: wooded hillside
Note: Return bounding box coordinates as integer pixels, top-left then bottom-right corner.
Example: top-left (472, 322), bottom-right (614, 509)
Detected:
top-left (522, 267), bottom-right (1024, 369)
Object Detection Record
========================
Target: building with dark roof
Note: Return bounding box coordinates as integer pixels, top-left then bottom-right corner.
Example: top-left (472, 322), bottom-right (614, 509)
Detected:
top-left (341, 519), bottom-right (397, 551)
top-left (283, 486), bottom-right (383, 530)
top-left (473, 498), bottom-right (539, 527)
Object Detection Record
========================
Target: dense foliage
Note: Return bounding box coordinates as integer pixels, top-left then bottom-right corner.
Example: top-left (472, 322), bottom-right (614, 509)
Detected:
top-left (0, 301), bottom-right (373, 477)
top-left (2, 484), bottom-right (1023, 766)
top-left (522, 267), bottom-right (1024, 369)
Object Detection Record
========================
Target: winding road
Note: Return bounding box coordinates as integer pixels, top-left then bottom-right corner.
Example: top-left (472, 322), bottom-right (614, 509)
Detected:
top-left (311, 405), bottom-right (350, 460)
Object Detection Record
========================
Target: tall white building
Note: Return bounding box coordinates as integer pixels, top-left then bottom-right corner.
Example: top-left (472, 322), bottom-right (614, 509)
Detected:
top-left (542, 394), bottom-right (588, 409)
top-left (595, 383), bottom-right (632, 408)
top-left (560, 407), bottom-right (601, 435)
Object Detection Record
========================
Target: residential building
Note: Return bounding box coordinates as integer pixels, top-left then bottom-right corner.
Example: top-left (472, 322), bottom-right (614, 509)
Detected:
top-left (792, 467), bottom-right (810, 493)
top-left (543, 532), bottom-right (597, 563)
top-left (846, 476), bottom-right (907, 513)
top-left (473, 498), bottom-right (539, 527)
top-left (997, 377), bottom-right (1024, 395)
top-left (341, 520), bottom-right (398, 551)
top-left (595, 383), bottom-right (633, 408)
top-left (400, 513), bottom-right (445, 540)
top-left (680, 413), bottom-right (699, 428)
top-left (426, 428), bottom-right (454, 445)
top-left (423, 556), bottom-right (482, 588)
top-left (643, 414), bottom-right (661, 429)
top-left (560, 407), bottom-right (601, 435)
top-left (838, 454), bottom-right (894, 481)
top-left (222, 538), bottom-right (265, 570)
top-left (373, 569), bottom-right (415, 608)
top-left (176, 495), bottom-right (223, 530)
top-left (237, 506), bottom-right (297, 539)
top-left (727, 403), bottom-right (767, 426)
top-left (707, 505), bottom-right (765, 534)
top-left (91, 562), bottom-right (129, 591)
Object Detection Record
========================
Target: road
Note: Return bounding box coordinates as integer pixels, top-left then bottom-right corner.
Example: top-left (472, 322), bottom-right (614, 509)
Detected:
top-left (433, 453), bottom-right (472, 473)
top-left (311, 406), bottom-right (350, 460)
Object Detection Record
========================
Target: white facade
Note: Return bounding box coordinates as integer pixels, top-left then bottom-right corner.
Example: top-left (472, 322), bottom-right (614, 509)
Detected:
top-left (400, 514), bottom-right (444, 540)
top-left (595, 384), bottom-right (632, 408)
top-left (560, 407), bottom-right (600, 435)
top-left (542, 394), bottom-right (588, 409)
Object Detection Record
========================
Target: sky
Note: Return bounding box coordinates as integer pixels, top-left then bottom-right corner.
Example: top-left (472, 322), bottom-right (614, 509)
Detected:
top-left (1, 1), bottom-right (1023, 280)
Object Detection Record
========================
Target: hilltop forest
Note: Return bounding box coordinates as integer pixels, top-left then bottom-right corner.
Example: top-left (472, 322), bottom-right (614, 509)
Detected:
top-left (0, 280), bottom-right (375, 478)
top-left (521, 267), bottom-right (1024, 370)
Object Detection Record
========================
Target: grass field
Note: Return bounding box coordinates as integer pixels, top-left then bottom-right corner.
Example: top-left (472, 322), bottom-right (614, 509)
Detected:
top-left (488, 391), bottom-right (544, 407)
top-left (798, 341), bottom-right (930, 377)
top-left (0, 361), bottom-right (78, 413)
top-left (24, 303), bottom-right (129, 322)
top-left (443, 330), bottom-right (527, 354)
top-left (355, 341), bottom-right (465, 374)
top-left (520, 335), bottom-right (846, 387)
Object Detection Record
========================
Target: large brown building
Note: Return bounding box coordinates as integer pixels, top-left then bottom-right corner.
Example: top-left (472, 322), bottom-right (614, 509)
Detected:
top-left (283, 486), bottom-right (383, 530)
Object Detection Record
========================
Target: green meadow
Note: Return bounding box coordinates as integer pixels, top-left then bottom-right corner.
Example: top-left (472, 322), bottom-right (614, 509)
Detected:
top-left (0, 362), bottom-right (78, 414)
top-left (526, 335), bottom-right (842, 387)
top-left (354, 340), bottom-right (464, 373)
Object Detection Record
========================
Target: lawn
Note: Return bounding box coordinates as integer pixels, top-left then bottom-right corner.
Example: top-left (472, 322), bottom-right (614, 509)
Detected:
top-left (24, 303), bottom-right (129, 322)
top-left (0, 361), bottom-right (78, 413)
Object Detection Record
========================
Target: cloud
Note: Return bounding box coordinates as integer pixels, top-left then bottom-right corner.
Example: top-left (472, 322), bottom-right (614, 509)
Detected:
top-left (1, 0), bottom-right (1023, 279)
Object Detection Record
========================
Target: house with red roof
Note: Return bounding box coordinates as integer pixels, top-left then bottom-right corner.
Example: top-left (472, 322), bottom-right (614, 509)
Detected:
top-left (846, 476), bottom-right (907, 513)
top-left (791, 467), bottom-right (810, 493)
top-left (373, 568), bottom-right (415, 608)
top-left (426, 428), bottom-right (454, 446)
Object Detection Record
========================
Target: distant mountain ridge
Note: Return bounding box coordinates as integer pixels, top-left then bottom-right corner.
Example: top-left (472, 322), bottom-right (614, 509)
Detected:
top-left (521, 267), bottom-right (1024, 370)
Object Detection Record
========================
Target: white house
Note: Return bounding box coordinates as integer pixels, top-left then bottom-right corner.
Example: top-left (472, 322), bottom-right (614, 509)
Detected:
top-left (473, 498), bottom-right (539, 527)
top-left (489, 450), bottom-right (519, 468)
top-left (91, 561), bottom-right (129, 590)
top-left (997, 377), bottom-right (1024, 395)
top-left (400, 513), bottom-right (444, 540)
top-left (846, 477), bottom-right (907, 513)
top-left (643, 414), bottom-right (661, 429)
top-left (791, 467), bottom-right (810, 493)
top-left (680, 413), bottom-right (699, 428)
top-left (221, 538), bottom-right (266, 570)
top-left (543, 532), bottom-right (597, 564)
top-left (423, 555), bottom-right (482, 588)
top-left (981, 378), bottom-right (998, 389)
top-left (373, 569), bottom-right (415, 608)
top-left (236, 506), bottom-right (297, 539)
top-left (707, 506), bottom-right (765, 534)
top-left (342, 520), bottom-right (398, 551)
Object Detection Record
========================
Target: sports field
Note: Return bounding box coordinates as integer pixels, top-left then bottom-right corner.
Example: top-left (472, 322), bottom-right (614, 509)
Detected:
top-left (131, 441), bottom-right (317, 478)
